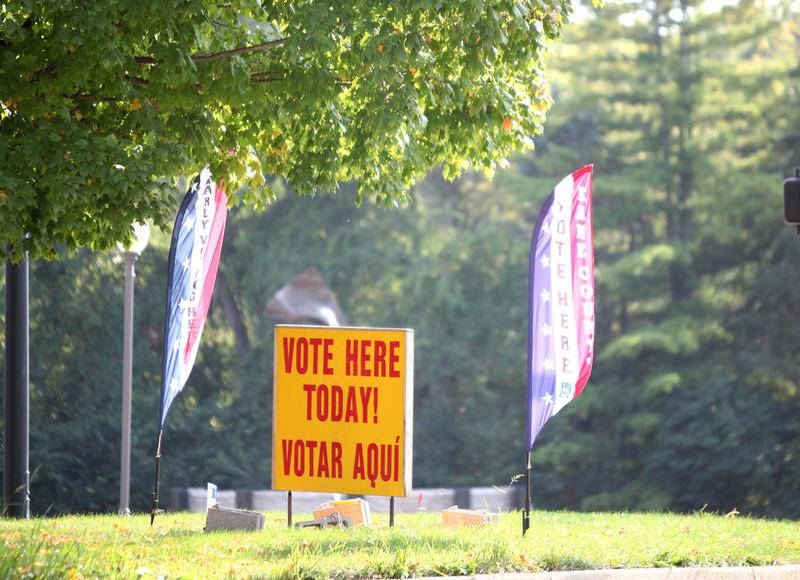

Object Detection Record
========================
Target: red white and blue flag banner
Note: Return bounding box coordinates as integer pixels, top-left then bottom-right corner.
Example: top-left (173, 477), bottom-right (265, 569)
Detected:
top-left (160, 167), bottom-right (228, 427)
top-left (527, 165), bottom-right (595, 450)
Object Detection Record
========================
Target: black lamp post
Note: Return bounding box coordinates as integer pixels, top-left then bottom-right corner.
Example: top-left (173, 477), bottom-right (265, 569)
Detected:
top-left (4, 249), bottom-right (30, 518)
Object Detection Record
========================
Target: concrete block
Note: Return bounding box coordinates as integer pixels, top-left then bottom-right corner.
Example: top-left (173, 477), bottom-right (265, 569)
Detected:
top-left (218, 490), bottom-right (237, 509)
top-left (169, 487), bottom-right (188, 511)
top-left (236, 489), bottom-right (254, 509)
top-left (204, 506), bottom-right (264, 532)
top-left (470, 486), bottom-right (517, 512)
top-left (186, 487), bottom-right (206, 512)
top-left (249, 490), bottom-right (285, 511)
top-left (352, 488), bottom-right (456, 513)
top-left (410, 488), bottom-right (458, 513)
top-left (249, 490), bottom-right (342, 514)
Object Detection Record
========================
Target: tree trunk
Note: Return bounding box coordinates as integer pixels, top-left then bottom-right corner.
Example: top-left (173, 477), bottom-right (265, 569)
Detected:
top-left (216, 272), bottom-right (250, 359)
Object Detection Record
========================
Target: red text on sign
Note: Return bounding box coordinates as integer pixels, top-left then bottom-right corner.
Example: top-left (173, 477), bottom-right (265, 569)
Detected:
top-left (345, 340), bottom-right (401, 378)
top-left (352, 439), bottom-right (400, 488)
top-left (282, 337), bottom-right (334, 375)
top-left (281, 439), bottom-right (343, 478)
top-left (303, 384), bottom-right (378, 423)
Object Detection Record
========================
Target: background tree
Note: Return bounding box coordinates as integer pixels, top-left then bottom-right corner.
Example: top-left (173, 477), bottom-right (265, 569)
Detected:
top-left (521, 0), bottom-right (800, 515)
top-left (1, 0), bottom-right (799, 517)
top-left (1, 0), bottom-right (572, 262)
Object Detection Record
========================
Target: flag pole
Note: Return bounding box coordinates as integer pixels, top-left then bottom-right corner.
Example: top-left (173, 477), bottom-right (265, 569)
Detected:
top-left (522, 450), bottom-right (531, 536)
top-left (150, 429), bottom-right (163, 526)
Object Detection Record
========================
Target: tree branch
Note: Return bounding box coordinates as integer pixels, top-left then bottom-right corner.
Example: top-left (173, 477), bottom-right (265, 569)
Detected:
top-left (192, 37), bottom-right (285, 62)
top-left (124, 74), bottom-right (149, 86)
top-left (136, 38), bottom-right (285, 67)
top-left (65, 93), bottom-right (119, 102)
top-left (64, 70), bottom-right (284, 103)
top-left (250, 71), bottom-right (284, 82)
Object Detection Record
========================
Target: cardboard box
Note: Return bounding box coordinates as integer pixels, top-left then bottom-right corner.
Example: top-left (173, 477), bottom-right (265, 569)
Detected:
top-left (313, 499), bottom-right (372, 527)
top-left (441, 506), bottom-right (491, 528)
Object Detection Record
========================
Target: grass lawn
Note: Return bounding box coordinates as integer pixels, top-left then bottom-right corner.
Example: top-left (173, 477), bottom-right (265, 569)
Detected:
top-left (1, 509), bottom-right (799, 578)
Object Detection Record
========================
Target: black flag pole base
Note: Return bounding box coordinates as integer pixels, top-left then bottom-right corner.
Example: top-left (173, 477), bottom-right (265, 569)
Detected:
top-left (150, 430), bottom-right (164, 526)
top-left (522, 451), bottom-right (532, 537)
top-left (522, 505), bottom-right (530, 536)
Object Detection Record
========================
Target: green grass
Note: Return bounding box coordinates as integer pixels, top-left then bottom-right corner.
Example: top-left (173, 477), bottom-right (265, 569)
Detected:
top-left (1, 510), bottom-right (799, 578)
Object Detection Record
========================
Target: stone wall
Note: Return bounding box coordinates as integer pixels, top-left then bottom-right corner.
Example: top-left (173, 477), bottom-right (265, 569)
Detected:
top-left (169, 486), bottom-right (524, 514)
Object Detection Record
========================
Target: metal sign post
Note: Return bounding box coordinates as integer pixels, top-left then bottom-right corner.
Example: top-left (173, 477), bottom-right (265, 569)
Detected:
top-left (4, 252), bottom-right (30, 518)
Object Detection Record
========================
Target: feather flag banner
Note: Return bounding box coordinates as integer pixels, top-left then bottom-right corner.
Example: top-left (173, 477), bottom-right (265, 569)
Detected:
top-left (523, 164), bottom-right (595, 535)
top-left (159, 167), bottom-right (228, 427)
top-left (527, 165), bottom-right (595, 449)
top-left (151, 167), bottom-right (227, 524)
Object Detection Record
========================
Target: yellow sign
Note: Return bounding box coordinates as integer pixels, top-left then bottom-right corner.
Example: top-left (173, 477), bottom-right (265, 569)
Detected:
top-left (271, 325), bottom-right (413, 496)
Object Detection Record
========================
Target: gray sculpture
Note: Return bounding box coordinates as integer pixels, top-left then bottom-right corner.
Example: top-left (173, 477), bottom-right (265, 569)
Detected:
top-left (266, 267), bottom-right (347, 327)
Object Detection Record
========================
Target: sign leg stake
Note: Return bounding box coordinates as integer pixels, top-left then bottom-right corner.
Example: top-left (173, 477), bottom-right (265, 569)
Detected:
top-left (389, 497), bottom-right (395, 527)
top-left (149, 430), bottom-right (164, 526)
top-left (287, 491), bottom-right (292, 528)
top-left (522, 451), bottom-right (531, 536)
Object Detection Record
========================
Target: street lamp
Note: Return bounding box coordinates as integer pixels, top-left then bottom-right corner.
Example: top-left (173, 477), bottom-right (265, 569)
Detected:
top-left (117, 222), bottom-right (150, 515)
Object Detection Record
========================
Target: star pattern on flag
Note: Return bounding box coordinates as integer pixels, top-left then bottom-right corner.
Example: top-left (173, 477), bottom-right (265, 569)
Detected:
top-left (527, 167), bottom-right (594, 449)
top-left (160, 168), bottom-right (229, 434)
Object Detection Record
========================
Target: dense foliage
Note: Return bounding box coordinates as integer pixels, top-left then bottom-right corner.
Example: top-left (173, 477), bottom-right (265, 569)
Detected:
top-left (1, 0), bottom-right (799, 517)
top-left (525, 0), bottom-right (800, 515)
top-left (0, 0), bottom-right (570, 262)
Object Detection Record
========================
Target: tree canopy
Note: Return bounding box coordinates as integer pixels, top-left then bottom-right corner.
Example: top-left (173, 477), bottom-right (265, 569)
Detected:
top-left (0, 0), bottom-right (571, 262)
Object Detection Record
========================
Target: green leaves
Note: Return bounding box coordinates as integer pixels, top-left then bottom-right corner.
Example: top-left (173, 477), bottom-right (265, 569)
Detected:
top-left (1, 0), bottom-right (573, 261)
top-left (601, 317), bottom-right (701, 362)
